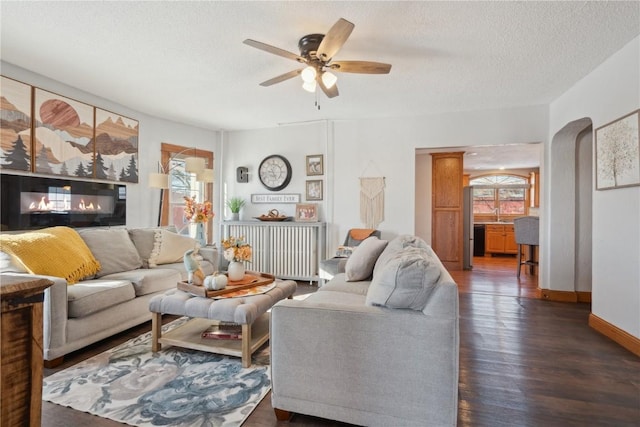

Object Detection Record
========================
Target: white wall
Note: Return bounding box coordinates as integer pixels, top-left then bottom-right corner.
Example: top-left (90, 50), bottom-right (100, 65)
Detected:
top-left (222, 121), bottom-right (328, 220)
top-left (344, 107), bottom-right (548, 249)
top-left (548, 36), bottom-right (640, 338)
top-left (576, 128), bottom-right (593, 293)
top-left (224, 106), bottom-right (548, 254)
top-left (1, 61), bottom-right (221, 231)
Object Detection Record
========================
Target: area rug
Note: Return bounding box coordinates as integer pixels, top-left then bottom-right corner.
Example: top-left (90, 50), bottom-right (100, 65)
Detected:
top-left (42, 318), bottom-right (271, 427)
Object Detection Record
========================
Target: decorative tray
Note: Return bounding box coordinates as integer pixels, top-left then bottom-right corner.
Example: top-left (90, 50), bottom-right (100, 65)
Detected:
top-left (254, 216), bottom-right (291, 222)
top-left (177, 271), bottom-right (275, 298)
top-left (254, 208), bottom-right (291, 222)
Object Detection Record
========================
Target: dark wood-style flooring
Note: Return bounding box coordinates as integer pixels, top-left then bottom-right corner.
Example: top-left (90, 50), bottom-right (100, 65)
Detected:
top-left (42, 256), bottom-right (640, 426)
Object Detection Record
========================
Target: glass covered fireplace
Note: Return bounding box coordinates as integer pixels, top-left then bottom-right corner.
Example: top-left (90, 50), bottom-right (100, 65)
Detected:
top-left (1, 174), bottom-right (126, 231)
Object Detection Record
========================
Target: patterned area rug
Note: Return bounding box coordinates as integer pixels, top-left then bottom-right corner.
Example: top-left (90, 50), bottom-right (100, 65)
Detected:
top-left (42, 318), bottom-right (271, 426)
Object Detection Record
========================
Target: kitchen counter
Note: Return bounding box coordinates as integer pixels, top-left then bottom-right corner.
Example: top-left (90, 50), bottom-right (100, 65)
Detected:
top-left (475, 221), bottom-right (513, 225)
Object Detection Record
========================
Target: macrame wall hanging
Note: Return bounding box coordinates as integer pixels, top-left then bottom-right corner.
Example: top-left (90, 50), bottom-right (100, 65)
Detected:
top-left (359, 177), bottom-right (385, 229)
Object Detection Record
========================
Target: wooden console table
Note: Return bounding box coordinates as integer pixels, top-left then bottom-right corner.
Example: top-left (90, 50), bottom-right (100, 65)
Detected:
top-left (1, 276), bottom-right (53, 427)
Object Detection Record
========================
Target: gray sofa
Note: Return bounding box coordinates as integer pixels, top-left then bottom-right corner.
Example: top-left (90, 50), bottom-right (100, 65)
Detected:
top-left (0, 226), bottom-right (218, 364)
top-left (270, 235), bottom-right (459, 426)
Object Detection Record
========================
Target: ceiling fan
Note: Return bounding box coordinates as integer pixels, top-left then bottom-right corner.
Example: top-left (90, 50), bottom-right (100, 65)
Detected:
top-left (243, 18), bottom-right (391, 98)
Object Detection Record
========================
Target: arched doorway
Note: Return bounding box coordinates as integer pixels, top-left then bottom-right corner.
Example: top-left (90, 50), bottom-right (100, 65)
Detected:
top-left (541, 117), bottom-right (593, 301)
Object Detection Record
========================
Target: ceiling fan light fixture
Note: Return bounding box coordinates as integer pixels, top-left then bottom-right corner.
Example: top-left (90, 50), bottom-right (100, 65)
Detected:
top-left (301, 66), bottom-right (317, 83)
top-left (302, 80), bottom-right (317, 93)
top-left (321, 71), bottom-right (338, 89)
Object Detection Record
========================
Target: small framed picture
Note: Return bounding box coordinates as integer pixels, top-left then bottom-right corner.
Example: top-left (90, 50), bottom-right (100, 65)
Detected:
top-left (306, 180), bottom-right (323, 201)
top-left (295, 203), bottom-right (318, 222)
top-left (306, 154), bottom-right (323, 176)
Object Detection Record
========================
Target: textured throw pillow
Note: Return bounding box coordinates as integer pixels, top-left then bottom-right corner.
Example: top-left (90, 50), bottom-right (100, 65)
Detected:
top-left (148, 229), bottom-right (200, 267)
top-left (373, 234), bottom-right (429, 278)
top-left (366, 247), bottom-right (441, 311)
top-left (345, 237), bottom-right (388, 281)
top-left (127, 228), bottom-right (159, 268)
top-left (79, 228), bottom-right (143, 278)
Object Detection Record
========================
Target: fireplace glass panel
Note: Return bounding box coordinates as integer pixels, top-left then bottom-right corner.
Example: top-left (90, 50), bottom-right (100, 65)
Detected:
top-left (1, 174), bottom-right (126, 231)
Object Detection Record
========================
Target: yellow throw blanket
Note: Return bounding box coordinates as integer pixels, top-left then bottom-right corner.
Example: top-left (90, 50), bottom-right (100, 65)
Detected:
top-left (0, 226), bottom-right (100, 284)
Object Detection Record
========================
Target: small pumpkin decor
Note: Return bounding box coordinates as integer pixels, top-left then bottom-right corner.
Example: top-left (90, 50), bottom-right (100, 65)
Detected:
top-left (204, 272), bottom-right (228, 291)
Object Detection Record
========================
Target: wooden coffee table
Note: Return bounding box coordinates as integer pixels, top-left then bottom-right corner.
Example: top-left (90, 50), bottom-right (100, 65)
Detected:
top-left (149, 278), bottom-right (296, 367)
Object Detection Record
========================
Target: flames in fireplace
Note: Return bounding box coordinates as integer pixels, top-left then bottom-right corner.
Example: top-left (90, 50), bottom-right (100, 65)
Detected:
top-left (21, 192), bottom-right (113, 214)
top-left (27, 196), bottom-right (102, 212)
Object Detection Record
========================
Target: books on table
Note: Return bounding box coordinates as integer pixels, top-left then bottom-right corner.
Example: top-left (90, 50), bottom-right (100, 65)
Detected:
top-left (201, 323), bottom-right (242, 340)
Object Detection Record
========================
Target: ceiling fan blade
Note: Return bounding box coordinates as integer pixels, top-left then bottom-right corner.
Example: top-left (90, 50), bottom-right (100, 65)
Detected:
top-left (259, 69), bottom-right (303, 87)
top-left (316, 18), bottom-right (354, 62)
top-left (329, 60), bottom-right (392, 74)
top-left (243, 39), bottom-right (306, 63)
top-left (318, 77), bottom-right (339, 98)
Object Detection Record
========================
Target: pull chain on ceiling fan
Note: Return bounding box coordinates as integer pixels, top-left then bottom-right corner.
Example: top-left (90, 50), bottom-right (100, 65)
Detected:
top-left (243, 18), bottom-right (392, 99)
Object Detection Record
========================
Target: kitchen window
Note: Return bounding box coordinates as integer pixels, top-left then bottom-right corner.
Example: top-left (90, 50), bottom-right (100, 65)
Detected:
top-left (470, 175), bottom-right (529, 217)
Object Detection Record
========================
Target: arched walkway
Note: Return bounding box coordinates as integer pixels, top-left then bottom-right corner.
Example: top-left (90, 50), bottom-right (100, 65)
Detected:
top-left (541, 117), bottom-right (593, 300)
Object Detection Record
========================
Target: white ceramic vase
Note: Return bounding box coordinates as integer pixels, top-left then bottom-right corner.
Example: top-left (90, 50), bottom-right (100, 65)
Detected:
top-left (227, 261), bottom-right (245, 281)
top-left (193, 222), bottom-right (206, 246)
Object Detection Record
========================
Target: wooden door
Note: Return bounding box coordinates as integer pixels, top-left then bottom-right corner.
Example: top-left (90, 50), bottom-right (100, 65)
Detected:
top-left (431, 152), bottom-right (463, 270)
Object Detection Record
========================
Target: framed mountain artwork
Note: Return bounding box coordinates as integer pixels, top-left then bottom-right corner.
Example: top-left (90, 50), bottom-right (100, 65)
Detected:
top-left (33, 88), bottom-right (94, 177)
top-left (94, 108), bottom-right (139, 182)
top-left (0, 76), bottom-right (32, 172)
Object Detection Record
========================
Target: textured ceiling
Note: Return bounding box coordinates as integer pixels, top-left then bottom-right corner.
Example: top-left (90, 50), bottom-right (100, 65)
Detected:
top-left (1, 1), bottom-right (639, 137)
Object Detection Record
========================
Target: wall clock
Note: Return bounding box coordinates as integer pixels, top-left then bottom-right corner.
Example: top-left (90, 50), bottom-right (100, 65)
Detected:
top-left (258, 154), bottom-right (292, 191)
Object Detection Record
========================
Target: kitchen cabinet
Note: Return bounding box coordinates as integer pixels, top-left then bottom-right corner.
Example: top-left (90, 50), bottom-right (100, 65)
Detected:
top-left (485, 224), bottom-right (517, 255)
top-left (431, 152), bottom-right (464, 270)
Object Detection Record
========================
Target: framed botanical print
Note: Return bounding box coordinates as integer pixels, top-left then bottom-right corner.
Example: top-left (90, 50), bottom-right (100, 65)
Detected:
top-left (0, 76), bottom-right (32, 171)
top-left (306, 154), bottom-right (323, 176)
top-left (595, 110), bottom-right (640, 190)
top-left (33, 88), bottom-right (94, 177)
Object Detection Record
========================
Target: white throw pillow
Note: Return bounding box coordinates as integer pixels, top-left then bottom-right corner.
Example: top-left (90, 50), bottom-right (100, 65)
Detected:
top-left (345, 237), bottom-right (388, 281)
top-left (148, 229), bottom-right (200, 267)
top-left (0, 251), bottom-right (28, 273)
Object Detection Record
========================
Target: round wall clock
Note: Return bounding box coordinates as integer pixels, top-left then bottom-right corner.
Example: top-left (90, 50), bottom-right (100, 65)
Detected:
top-left (258, 154), bottom-right (292, 191)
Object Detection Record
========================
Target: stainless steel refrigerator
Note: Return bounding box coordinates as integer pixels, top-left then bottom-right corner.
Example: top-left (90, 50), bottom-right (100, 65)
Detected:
top-left (463, 186), bottom-right (474, 270)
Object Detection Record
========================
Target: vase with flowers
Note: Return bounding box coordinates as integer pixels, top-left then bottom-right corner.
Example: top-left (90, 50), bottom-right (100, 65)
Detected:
top-left (183, 196), bottom-right (214, 246)
top-left (221, 236), bottom-right (252, 281)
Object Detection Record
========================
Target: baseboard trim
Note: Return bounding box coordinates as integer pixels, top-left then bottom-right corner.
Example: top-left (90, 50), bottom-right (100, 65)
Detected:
top-left (589, 313), bottom-right (640, 357)
top-left (536, 289), bottom-right (592, 303)
top-left (537, 288), bottom-right (578, 302)
top-left (576, 291), bottom-right (592, 303)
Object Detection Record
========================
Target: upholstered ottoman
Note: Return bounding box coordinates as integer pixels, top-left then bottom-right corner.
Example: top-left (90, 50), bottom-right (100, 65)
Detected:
top-left (149, 279), bottom-right (296, 367)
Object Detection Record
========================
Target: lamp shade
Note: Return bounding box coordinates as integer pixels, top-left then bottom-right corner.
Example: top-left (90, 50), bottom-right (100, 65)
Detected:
top-left (197, 168), bottom-right (214, 183)
top-left (149, 172), bottom-right (169, 189)
top-left (185, 157), bottom-right (205, 174)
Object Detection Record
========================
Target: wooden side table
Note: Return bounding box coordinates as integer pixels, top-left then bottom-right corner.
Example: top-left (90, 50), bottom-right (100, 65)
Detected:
top-left (1, 276), bottom-right (53, 427)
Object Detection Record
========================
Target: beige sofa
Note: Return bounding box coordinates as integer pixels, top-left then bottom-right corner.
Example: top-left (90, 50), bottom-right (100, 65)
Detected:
top-left (270, 235), bottom-right (459, 426)
top-left (0, 226), bottom-right (218, 364)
